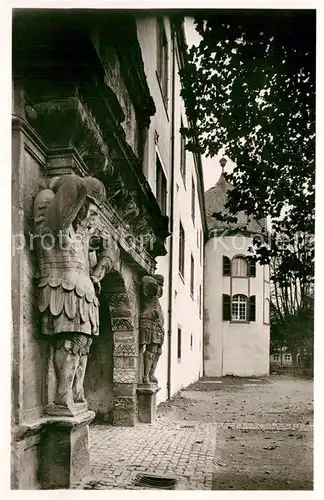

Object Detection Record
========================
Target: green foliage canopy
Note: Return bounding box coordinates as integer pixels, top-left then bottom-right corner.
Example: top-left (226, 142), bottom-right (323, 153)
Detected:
top-left (180, 10), bottom-right (315, 238)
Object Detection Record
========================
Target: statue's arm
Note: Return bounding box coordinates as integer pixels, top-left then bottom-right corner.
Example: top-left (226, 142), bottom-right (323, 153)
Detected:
top-left (90, 239), bottom-right (117, 294)
top-left (92, 254), bottom-right (112, 281)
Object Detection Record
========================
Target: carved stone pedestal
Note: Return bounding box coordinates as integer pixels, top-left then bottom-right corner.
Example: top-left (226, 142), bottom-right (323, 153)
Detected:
top-left (40, 410), bottom-right (95, 489)
top-left (136, 384), bottom-right (160, 424)
top-left (45, 402), bottom-right (88, 418)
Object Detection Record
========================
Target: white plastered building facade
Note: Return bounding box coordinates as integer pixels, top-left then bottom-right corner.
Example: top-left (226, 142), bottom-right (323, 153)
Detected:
top-left (136, 17), bottom-right (205, 402)
top-left (204, 171), bottom-right (270, 377)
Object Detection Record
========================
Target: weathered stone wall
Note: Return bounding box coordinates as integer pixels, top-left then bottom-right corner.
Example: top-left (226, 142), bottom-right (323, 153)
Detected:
top-left (12, 89), bottom-right (48, 488)
top-left (21, 150), bottom-right (47, 419)
top-left (12, 110), bottom-right (48, 425)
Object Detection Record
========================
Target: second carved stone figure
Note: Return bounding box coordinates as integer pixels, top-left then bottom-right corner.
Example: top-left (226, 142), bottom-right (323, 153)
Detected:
top-left (139, 274), bottom-right (165, 384)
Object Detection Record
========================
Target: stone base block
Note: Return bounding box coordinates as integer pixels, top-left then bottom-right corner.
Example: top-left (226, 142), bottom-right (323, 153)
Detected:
top-left (113, 396), bottom-right (136, 427)
top-left (11, 428), bottom-right (43, 489)
top-left (136, 384), bottom-right (160, 424)
top-left (113, 408), bottom-right (136, 427)
top-left (40, 410), bottom-right (95, 489)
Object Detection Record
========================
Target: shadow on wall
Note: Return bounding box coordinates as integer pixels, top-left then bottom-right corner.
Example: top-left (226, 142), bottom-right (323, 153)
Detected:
top-left (84, 294), bottom-right (114, 424)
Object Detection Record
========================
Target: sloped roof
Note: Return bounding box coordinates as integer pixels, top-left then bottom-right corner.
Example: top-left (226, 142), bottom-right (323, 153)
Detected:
top-left (205, 173), bottom-right (264, 234)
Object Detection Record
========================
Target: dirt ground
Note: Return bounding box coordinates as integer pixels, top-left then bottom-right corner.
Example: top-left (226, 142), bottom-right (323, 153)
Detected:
top-left (158, 375), bottom-right (313, 490)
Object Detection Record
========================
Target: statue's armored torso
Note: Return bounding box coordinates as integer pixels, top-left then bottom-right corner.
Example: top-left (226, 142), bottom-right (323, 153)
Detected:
top-left (37, 226), bottom-right (99, 336)
top-left (34, 178), bottom-right (101, 338)
top-left (140, 294), bottom-right (164, 346)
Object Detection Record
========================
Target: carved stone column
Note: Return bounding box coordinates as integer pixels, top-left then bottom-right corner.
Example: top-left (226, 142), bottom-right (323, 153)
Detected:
top-left (104, 272), bottom-right (138, 426)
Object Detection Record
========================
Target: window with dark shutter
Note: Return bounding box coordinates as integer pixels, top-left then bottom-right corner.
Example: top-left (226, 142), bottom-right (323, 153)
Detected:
top-left (222, 294), bottom-right (231, 321)
top-left (248, 259), bottom-right (256, 277)
top-left (156, 154), bottom-right (167, 216)
top-left (177, 327), bottom-right (182, 359)
top-left (190, 254), bottom-right (194, 297)
top-left (179, 222), bottom-right (185, 278)
top-left (180, 118), bottom-right (186, 187)
top-left (223, 256), bottom-right (231, 276)
top-left (156, 18), bottom-right (168, 103)
top-left (249, 295), bottom-right (256, 321)
top-left (191, 177), bottom-right (196, 224)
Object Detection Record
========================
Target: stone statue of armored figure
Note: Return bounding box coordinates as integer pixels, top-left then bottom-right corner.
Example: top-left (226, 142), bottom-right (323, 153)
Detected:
top-left (33, 174), bottom-right (111, 413)
top-left (139, 274), bottom-right (165, 384)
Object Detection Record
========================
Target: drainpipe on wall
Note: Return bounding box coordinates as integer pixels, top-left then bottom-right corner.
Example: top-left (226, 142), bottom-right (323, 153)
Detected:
top-left (166, 23), bottom-right (176, 400)
top-left (202, 245), bottom-right (206, 377)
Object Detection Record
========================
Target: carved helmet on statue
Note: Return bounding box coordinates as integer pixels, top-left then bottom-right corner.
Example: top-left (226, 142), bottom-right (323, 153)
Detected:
top-left (141, 275), bottom-right (159, 299)
top-left (36, 174), bottom-right (106, 235)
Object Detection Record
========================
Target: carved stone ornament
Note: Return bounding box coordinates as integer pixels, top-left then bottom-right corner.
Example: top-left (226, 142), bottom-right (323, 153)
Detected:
top-left (33, 174), bottom-right (112, 414)
top-left (27, 95), bottom-right (114, 175)
top-left (139, 274), bottom-right (165, 384)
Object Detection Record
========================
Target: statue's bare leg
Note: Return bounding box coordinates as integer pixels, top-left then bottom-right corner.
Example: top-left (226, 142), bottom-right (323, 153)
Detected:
top-left (73, 354), bottom-right (88, 403)
top-left (53, 342), bottom-right (79, 407)
top-left (143, 344), bottom-right (157, 384)
top-left (149, 345), bottom-right (161, 383)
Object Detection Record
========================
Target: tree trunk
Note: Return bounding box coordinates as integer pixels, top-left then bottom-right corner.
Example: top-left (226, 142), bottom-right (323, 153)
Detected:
top-left (290, 349), bottom-right (298, 376)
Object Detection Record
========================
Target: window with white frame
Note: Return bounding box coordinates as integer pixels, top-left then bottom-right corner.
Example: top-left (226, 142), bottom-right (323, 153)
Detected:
top-left (284, 354), bottom-right (291, 361)
top-left (272, 354), bottom-right (280, 362)
top-left (231, 294), bottom-right (247, 321)
top-left (232, 257), bottom-right (248, 277)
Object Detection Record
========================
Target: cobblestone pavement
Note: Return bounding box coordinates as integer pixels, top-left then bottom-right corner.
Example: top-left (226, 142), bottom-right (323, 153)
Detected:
top-left (80, 419), bottom-right (217, 489)
top-left (74, 375), bottom-right (313, 490)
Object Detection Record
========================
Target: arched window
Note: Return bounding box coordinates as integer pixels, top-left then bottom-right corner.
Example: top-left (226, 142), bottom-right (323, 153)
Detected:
top-left (231, 294), bottom-right (247, 321)
top-left (232, 257), bottom-right (248, 277)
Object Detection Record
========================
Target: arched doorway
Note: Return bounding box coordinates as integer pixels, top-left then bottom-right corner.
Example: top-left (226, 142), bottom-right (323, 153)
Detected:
top-left (85, 269), bottom-right (138, 426)
top-left (84, 294), bottom-right (114, 423)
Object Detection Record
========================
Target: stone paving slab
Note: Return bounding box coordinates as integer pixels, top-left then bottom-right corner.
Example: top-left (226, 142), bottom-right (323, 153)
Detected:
top-left (150, 417), bottom-right (313, 431)
top-left (201, 380), bottom-right (223, 384)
